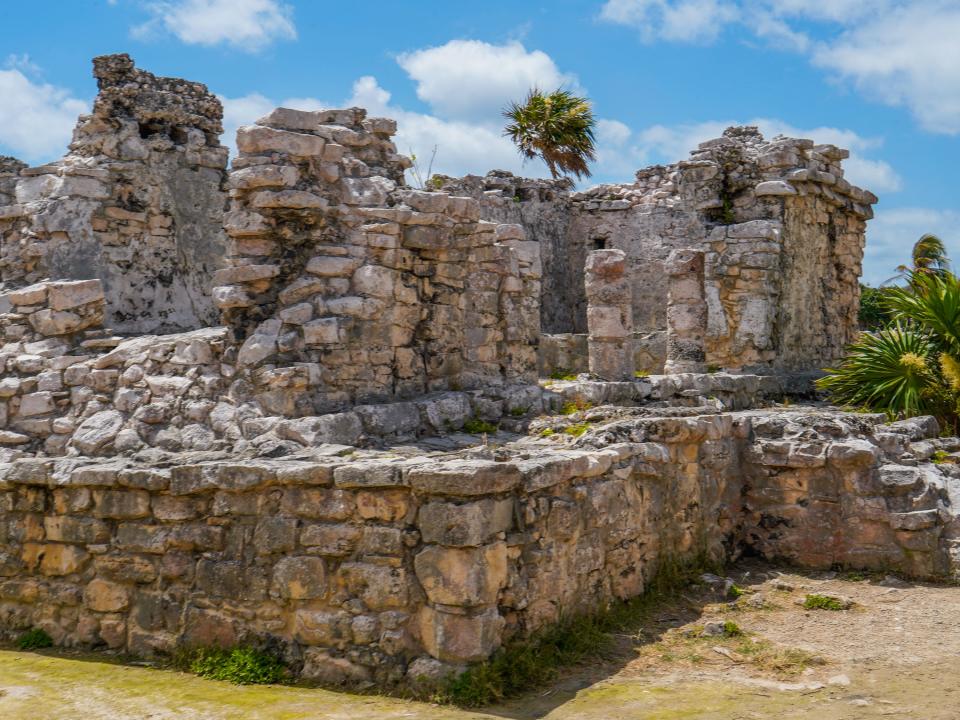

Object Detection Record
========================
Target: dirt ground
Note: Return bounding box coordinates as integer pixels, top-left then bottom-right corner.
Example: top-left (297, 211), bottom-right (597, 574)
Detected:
top-left (3, 561), bottom-right (959, 719)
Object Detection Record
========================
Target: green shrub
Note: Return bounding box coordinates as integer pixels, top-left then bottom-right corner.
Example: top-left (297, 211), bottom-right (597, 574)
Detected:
top-left (859, 284), bottom-right (895, 330)
top-left (463, 417), bottom-right (498, 434)
top-left (802, 594), bottom-right (847, 611)
top-left (722, 620), bottom-right (743, 637)
top-left (185, 647), bottom-right (286, 685)
top-left (16, 628), bottom-right (53, 651)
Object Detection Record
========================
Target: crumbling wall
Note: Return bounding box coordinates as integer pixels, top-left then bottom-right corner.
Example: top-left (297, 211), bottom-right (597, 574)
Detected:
top-left (215, 108), bottom-right (540, 416)
top-left (455, 128), bottom-right (874, 375)
top-left (0, 54), bottom-right (228, 334)
top-left (1, 409), bottom-right (957, 684)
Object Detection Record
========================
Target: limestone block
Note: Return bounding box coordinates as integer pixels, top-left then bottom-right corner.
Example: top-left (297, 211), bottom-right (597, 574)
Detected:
top-left (418, 498), bottom-right (514, 546)
top-left (272, 556), bottom-right (327, 600)
top-left (249, 189), bottom-right (326, 210)
top-left (339, 562), bottom-right (411, 610)
top-left (294, 609), bottom-right (352, 646)
top-left (47, 280), bottom-right (105, 311)
top-left (755, 180), bottom-right (797, 196)
top-left (406, 460), bottom-right (521, 497)
top-left (303, 318), bottom-right (345, 346)
top-left (36, 544), bottom-right (89, 576)
top-left (417, 606), bottom-right (504, 663)
top-left (71, 410), bottom-right (124, 455)
top-left (17, 392), bottom-right (55, 417)
top-left (300, 649), bottom-right (371, 685)
top-left (236, 125), bottom-right (326, 156)
top-left (414, 542), bottom-right (507, 607)
top-left (341, 177), bottom-right (396, 206)
top-left (587, 306), bottom-right (628, 340)
top-left (44, 516), bottom-right (110, 544)
top-left (84, 579), bottom-right (129, 612)
top-left (305, 256), bottom-right (361, 278)
top-left (300, 523), bottom-right (362, 556)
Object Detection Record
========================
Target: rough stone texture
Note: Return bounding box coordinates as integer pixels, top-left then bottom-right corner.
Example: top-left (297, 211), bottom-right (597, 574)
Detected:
top-left (0, 54), bottom-right (228, 334)
top-left (3, 409), bottom-right (960, 685)
top-left (442, 127), bottom-right (875, 373)
top-left (584, 249), bottom-right (633, 380)
top-left (664, 249), bottom-right (707, 373)
top-left (213, 107), bottom-right (539, 415)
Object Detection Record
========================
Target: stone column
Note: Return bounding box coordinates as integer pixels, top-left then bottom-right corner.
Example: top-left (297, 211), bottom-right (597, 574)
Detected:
top-left (664, 249), bottom-right (708, 373)
top-left (584, 249), bottom-right (633, 381)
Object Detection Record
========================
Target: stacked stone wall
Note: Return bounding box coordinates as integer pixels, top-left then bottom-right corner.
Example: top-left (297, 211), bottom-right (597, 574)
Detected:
top-left (215, 108), bottom-right (539, 416)
top-left (1, 409), bottom-right (958, 685)
top-left (0, 54), bottom-right (228, 334)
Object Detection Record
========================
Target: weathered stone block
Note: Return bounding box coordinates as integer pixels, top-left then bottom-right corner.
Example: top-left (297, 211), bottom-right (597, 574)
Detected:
top-left (417, 606), bottom-right (504, 663)
top-left (272, 556), bottom-right (327, 600)
top-left (418, 498), bottom-right (513, 546)
top-left (414, 542), bottom-right (507, 607)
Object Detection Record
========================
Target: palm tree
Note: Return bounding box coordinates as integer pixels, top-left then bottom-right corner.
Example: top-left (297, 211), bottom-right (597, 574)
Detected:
top-left (819, 268), bottom-right (960, 429)
top-left (503, 88), bottom-right (597, 180)
top-left (888, 234), bottom-right (951, 286)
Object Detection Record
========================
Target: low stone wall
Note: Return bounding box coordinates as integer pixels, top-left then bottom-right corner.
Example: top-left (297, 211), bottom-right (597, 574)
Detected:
top-left (2, 408), bottom-right (957, 687)
top-left (0, 424), bottom-right (741, 685)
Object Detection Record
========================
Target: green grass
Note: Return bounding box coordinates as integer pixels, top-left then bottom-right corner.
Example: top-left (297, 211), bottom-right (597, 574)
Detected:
top-left (559, 399), bottom-right (591, 416)
top-left (539, 428), bottom-right (555, 437)
top-left (509, 407), bottom-right (528, 417)
top-left (933, 450), bottom-right (956, 464)
top-left (435, 555), bottom-right (718, 707)
top-left (462, 418), bottom-right (498, 434)
top-left (729, 584), bottom-right (745, 599)
top-left (549, 369), bottom-right (578, 381)
top-left (802, 594), bottom-right (847, 611)
top-left (176, 647), bottom-right (286, 685)
top-left (16, 628), bottom-right (53, 651)
top-left (634, 370), bottom-right (650, 378)
top-left (722, 621), bottom-right (743, 637)
top-left (564, 422), bottom-right (591, 437)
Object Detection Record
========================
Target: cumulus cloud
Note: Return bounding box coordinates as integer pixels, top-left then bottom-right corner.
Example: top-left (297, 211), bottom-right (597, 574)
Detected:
top-left (600, 0), bottom-right (960, 134)
top-left (812, 2), bottom-right (960, 134)
top-left (0, 59), bottom-right (88, 163)
top-left (396, 40), bottom-right (576, 122)
top-left (599, 0), bottom-right (739, 43)
top-left (133, 0), bottom-right (296, 51)
top-left (863, 207), bottom-right (960, 285)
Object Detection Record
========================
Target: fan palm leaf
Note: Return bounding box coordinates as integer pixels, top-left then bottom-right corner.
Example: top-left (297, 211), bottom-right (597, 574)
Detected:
top-left (503, 89), bottom-right (597, 180)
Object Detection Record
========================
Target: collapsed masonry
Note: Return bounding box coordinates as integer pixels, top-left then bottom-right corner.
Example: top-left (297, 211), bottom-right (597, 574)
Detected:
top-left (3, 55), bottom-right (954, 691)
top-left (440, 126), bottom-right (875, 375)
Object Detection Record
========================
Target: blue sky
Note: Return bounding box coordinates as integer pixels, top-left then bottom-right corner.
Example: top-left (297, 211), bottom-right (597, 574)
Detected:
top-left (1, 0), bottom-right (958, 284)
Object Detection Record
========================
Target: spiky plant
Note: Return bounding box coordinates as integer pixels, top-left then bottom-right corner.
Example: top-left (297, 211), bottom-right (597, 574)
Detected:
top-left (819, 269), bottom-right (960, 429)
top-left (503, 88), bottom-right (597, 180)
top-left (889, 234), bottom-right (951, 285)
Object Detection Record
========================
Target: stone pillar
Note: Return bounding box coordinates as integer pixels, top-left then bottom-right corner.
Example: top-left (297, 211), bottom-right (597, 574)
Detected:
top-left (584, 249), bottom-right (633, 381)
top-left (664, 249), bottom-right (707, 373)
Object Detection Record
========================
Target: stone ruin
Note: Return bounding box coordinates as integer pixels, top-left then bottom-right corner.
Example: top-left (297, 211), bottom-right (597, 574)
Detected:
top-left (2, 54), bottom-right (959, 690)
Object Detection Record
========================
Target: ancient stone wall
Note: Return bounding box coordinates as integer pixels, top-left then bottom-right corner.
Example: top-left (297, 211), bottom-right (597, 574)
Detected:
top-left (450, 127), bottom-right (875, 375)
top-left (1, 409), bottom-right (958, 685)
top-left (0, 54), bottom-right (228, 334)
top-left (214, 108), bottom-right (539, 416)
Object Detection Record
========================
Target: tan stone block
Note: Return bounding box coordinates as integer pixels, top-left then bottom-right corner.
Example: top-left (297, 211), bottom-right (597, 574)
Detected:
top-left (38, 544), bottom-right (90, 576)
top-left (414, 542), bottom-right (507, 607)
top-left (293, 609), bottom-right (351, 646)
top-left (84, 579), bottom-right (129, 612)
top-left (356, 489), bottom-right (409, 523)
top-left (417, 606), bottom-right (504, 663)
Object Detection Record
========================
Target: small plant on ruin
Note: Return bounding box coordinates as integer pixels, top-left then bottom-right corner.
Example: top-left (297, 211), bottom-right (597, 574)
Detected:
top-left (564, 422), bottom-right (591, 437)
top-left (463, 417), bottom-right (498, 434)
top-left (933, 449), bottom-right (956, 464)
top-left (560, 399), bottom-right (591, 415)
top-left (509, 406), bottom-right (528, 417)
top-left (802, 593), bottom-right (848, 611)
top-left (16, 628), bottom-right (53, 651)
top-left (634, 369), bottom-right (650, 378)
top-left (722, 620), bottom-right (743, 636)
top-left (408, 145), bottom-right (439, 190)
top-left (184, 646), bottom-right (286, 685)
top-left (539, 428), bottom-right (555, 437)
top-left (503, 88), bottom-right (597, 180)
top-left (549, 368), bottom-right (578, 381)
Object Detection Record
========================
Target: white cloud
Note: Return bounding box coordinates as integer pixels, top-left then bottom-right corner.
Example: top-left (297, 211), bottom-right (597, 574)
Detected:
top-left (863, 207), bottom-right (960, 285)
top-left (0, 63), bottom-right (88, 163)
top-left (812, 2), bottom-right (960, 134)
top-left (599, 0), bottom-right (739, 43)
top-left (396, 40), bottom-right (576, 121)
top-left (600, 1), bottom-right (960, 134)
top-left (134, 0), bottom-right (296, 51)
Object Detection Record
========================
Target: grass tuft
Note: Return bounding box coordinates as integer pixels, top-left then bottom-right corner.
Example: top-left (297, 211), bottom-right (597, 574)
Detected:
top-left (802, 593), bottom-right (848, 611)
top-left (462, 417), bottom-right (498, 434)
top-left (549, 368), bottom-right (578, 381)
top-left (16, 628), bottom-right (53, 651)
top-left (436, 555), bottom-right (716, 707)
top-left (175, 646), bottom-right (286, 685)
top-left (564, 422), bottom-right (591, 437)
